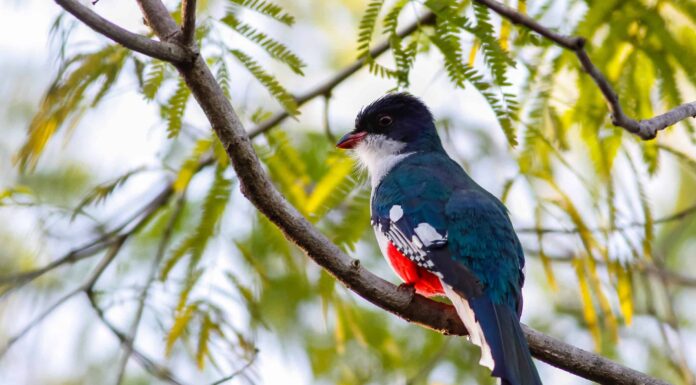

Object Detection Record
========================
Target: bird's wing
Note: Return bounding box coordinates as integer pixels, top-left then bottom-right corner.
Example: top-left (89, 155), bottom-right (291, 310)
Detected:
top-left (444, 188), bottom-right (524, 311)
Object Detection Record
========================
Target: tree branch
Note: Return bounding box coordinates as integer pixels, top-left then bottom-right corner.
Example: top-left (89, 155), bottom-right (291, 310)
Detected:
top-left (180, 0), bottom-right (197, 46)
top-left (53, 0), bottom-right (190, 63)
top-left (473, 0), bottom-right (696, 139)
top-left (135, 0), bottom-right (181, 41)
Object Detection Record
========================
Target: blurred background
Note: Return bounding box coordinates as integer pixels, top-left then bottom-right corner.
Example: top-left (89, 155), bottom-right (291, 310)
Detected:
top-left (1, 0), bottom-right (696, 384)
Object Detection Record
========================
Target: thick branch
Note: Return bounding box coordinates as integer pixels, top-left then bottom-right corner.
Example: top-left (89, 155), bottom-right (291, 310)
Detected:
top-left (473, 0), bottom-right (581, 49)
top-left (53, 0), bottom-right (190, 62)
top-left (135, 0), bottom-right (181, 40)
top-left (180, 0), bottom-right (197, 46)
top-left (473, 0), bottom-right (696, 139)
top-left (524, 327), bottom-right (668, 385)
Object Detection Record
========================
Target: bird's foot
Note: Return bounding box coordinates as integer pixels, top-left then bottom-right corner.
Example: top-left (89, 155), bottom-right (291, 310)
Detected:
top-left (397, 283), bottom-right (416, 300)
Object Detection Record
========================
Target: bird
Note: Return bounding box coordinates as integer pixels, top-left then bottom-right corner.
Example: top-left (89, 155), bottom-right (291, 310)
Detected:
top-left (336, 92), bottom-right (542, 385)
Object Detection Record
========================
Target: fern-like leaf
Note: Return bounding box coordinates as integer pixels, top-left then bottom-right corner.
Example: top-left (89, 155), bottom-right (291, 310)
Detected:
top-left (471, 3), bottom-right (515, 87)
top-left (357, 0), bottom-right (385, 60)
top-left (162, 78), bottom-right (191, 138)
top-left (143, 60), bottom-right (166, 101)
top-left (161, 165), bottom-right (233, 281)
top-left (429, 28), bottom-right (518, 145)
top-left (174, 137), bottom-right (213, 193)
top-left (166, 303), bottom-right (197, 356)
top-left (383, 0), bottom-right (417, 87)
top-left (213, 57), bottom-right (232, 100)
top-left (227, 0), bottom-right (294, 26)
top-left (222, 13), bottom-right (305, 74)
top-left (230, 49), bottom-right (299, 115)
top-left (72, 167), bottom-right (144, 220)
top-left (328, 188), bottom-right (371, 251)
top-left (16, 45), bottom-right (129, 170)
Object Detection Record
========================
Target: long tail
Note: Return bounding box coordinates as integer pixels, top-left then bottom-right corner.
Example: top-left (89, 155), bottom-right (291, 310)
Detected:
top-left (443, 285), bottom-right (542, 385)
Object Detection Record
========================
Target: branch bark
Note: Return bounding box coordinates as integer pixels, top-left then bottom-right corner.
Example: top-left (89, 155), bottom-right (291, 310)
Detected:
top-left (53, 1), bottom-right (672, 384)
top-left (472, 0), bottom-right (696, 139)
top-left (54, 0), bottom-right (191, 63)
top-left (180, 0), bottom-right (197, 46)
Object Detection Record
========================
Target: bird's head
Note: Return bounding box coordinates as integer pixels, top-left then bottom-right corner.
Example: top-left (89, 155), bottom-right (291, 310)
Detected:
top-left (335, 92), bottom-right (442, 154)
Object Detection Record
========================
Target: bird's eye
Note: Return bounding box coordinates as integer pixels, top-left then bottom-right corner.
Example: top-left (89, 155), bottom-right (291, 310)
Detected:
top-left (378, 115), bottom-right (393, 127)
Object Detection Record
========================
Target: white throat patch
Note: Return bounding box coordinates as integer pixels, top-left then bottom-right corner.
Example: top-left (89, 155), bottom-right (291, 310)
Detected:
top-left (353, 134), bottom-right (413, 187)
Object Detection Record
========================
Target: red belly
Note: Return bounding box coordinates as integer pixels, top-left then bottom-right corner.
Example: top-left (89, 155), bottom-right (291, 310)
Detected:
top-left (386, 242), bottom-right (444, 297)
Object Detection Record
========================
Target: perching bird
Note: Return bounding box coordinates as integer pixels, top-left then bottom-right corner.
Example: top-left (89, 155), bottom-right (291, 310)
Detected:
top-left (336, 93), bottom-right (542, 385)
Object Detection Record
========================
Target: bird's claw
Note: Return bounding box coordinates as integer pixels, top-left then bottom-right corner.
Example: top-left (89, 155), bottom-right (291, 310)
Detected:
top-left (397, 283), bottom-right (416, 297)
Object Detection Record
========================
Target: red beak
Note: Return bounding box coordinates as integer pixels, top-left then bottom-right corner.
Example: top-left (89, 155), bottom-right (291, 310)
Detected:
top-left (336, 131), bottom-right (367, 149)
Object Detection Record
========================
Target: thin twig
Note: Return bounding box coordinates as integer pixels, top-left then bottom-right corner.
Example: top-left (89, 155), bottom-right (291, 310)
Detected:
top-left (86, 266), bottom-right (186, 385)
top-left (527, 249), bottom-right (696, 289)
top-left (0, 185), bottom-right (174, 297)
top-left (53, 0), bottom-right (190, 62)
top-left (322, 94), bottom-right (336, 143)
top-left (0, 235), bottom-right (127, 359)
top-left (517, 202), bottom-right (696, 235)
top-left (114, 194), bottom-right (186, 385)
top-left (472, 0), bottom-right (696, 139)
top-left (208, 351), bottom-right (258, 385)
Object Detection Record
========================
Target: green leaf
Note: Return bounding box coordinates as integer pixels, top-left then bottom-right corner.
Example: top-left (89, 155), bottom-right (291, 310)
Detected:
top-left (162, 78), bottom-right (191, 138)
top-left (166, 303), bottom-right (197, 356)
top-left (573, 257), bottom-right (602, 350)
top-left (222, 13), bottom-right (305, 75)
top-left (305, 155), bottom-right (356, 220)
top-left (196, 314), bottom-right (214, 369)
top-left (227, 0), bottom-right (295, 26)
top-left (16, 45), bottom-right (129, 170)
top-left (142, 60), bottom-right (166, 101)
top-left (471, 3), bottom-right (515, 87)
top-left (230, 49), bottom-right (299, 115)
top-left (173, 137), bottom-right (213, 193)
top-left (260, 130), bottom-right (309, 210)
top-left (356, 0), bottom-right (385, 60)
top-left (212, 57), bottom-right (232, 100)
top-left (327, 188), bottom-right (371, 251)
top-left (160, 166), bottom-right (232, 280)
top-left (72, 167), bottom-right (144, 219)
top-left (614, 261), bottom-right (633, 325)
